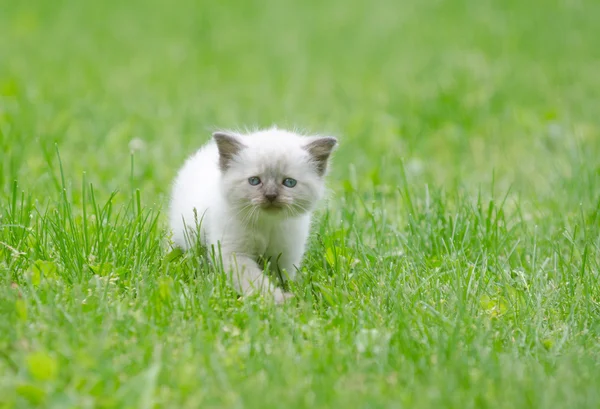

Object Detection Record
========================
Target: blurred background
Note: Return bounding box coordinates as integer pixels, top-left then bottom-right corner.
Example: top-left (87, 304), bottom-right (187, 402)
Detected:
top-left (1, 0), bottom-right (599, 210)
top-left (2, 2), bottom-right (600, 407)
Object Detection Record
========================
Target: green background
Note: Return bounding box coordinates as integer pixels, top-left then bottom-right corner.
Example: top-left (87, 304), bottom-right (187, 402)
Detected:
top-left (1, 0), bottom-right (599, 407)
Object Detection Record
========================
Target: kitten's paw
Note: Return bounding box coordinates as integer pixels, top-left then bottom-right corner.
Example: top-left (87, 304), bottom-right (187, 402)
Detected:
top-left (272, 288), bottom-right (294, 305)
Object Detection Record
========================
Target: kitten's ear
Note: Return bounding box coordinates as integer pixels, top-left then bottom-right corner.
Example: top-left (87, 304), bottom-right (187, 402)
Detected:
top-left (304, 136), bottom-right (338, 176)
top-left (213, 132), bottom-right (245, 171)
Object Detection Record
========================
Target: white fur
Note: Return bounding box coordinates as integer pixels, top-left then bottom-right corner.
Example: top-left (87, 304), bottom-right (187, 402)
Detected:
top-left (169, 127), bottom-right (336, 303)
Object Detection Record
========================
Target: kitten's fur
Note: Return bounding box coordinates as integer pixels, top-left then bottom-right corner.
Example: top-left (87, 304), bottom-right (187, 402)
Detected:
top-left (169, 127), bottom-right (337, 303)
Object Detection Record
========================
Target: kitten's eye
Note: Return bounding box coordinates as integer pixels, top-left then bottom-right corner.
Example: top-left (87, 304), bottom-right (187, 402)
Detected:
top-left (248, 176), bottom-right (261, 186)
top-left (282, 178), bottom-right (297, 188)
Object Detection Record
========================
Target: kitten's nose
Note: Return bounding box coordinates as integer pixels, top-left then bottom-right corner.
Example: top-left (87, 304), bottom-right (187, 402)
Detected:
top-left (265, 193), bottom-right (277, 202)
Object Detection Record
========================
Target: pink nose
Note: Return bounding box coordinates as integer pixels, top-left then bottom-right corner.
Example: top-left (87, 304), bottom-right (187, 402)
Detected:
top-left (265, 193), bottom-right (277, 202)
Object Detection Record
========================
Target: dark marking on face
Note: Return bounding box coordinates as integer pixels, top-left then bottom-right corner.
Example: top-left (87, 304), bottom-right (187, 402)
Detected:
top-left (263, 182), bottom-right (279, 202)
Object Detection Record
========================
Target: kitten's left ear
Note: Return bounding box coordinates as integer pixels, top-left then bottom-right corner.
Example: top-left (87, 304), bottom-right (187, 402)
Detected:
top-left (304, 136), bottom-right (338, 176)
top-left (213, 132), bottom-right (246, 171)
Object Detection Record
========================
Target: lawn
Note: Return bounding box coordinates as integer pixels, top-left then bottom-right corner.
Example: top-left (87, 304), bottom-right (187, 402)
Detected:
top-left (1, 0), bottom-right (600, 407)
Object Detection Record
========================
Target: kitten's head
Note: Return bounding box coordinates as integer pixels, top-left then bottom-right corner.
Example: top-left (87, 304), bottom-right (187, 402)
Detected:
top-left (213, 128), bottom-right (337, 218)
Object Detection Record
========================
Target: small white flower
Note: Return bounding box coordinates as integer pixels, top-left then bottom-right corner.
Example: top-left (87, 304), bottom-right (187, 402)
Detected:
top-left (406, 158), bottom-right (424, 176)
top-left (547, 122), bottom-right (563, 139)
top-left (129, 138), bottom-right (146, 153)
top-left (356, 328), bottom-right (391, 354)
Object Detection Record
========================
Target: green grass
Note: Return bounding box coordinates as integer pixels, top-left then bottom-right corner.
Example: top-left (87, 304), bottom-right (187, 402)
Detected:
top-left (1, 0), bottom-right (600, 407)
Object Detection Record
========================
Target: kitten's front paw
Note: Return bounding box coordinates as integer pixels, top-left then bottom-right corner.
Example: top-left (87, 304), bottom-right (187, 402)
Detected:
top-left (272, 288), bottom-right (294, 305)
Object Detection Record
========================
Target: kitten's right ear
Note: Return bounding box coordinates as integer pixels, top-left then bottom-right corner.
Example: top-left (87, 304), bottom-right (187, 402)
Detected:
top-left (304, 136), bottom-right (338, 176)
top-left (213, 132), bottom-right (245, 171)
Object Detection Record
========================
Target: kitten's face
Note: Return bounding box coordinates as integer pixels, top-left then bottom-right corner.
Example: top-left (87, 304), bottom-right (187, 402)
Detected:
top-left (214, 129), bottom-right (337, 218)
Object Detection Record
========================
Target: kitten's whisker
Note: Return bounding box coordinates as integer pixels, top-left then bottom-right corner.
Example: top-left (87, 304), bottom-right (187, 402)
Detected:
top-left (286, 203), bottom-right (309, 217)
top-left (239, 206), bottom-right (256, 229)
top-left (243, 205), bottom-right (261, 229)
top-left (232, 203), bottom-right (254, 220)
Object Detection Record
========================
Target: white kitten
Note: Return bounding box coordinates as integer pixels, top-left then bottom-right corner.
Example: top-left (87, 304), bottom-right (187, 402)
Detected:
top-left (169, 127), bottom-right (337, 303)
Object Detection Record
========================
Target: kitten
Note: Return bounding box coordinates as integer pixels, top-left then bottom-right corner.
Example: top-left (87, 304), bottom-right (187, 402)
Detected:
top-left (169, 127), bottom-right (337, 303)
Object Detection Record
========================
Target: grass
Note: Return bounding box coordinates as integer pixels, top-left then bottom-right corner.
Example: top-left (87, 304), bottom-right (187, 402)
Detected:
top-left (1, 0), bottom-right (600, 407)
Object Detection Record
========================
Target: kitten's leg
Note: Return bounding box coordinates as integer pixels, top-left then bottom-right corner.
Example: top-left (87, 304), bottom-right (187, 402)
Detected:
top-left (222, 252), bottom-right (293, 304)
top-left (270, 253), bottom-right (300, 285)
top-left (267, 219), bottom-right (309, 284)
top-left (271, 234), bottom-right (307, 285)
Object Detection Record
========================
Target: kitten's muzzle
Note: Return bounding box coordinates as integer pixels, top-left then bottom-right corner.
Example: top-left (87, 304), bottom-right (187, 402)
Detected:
top-left (265, 193), bottom-right (278, 202)
top-left (259, 198), bottom-right (284, 211)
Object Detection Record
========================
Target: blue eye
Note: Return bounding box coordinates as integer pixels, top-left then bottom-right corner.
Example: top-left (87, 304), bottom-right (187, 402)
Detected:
top-left (248, 176), bottom-right (261, 186)
top-left (282, 178), bottom-right (297, 188)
